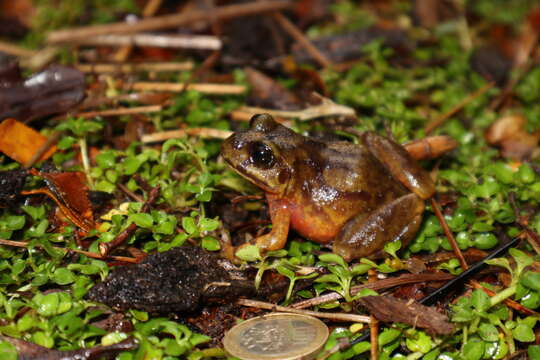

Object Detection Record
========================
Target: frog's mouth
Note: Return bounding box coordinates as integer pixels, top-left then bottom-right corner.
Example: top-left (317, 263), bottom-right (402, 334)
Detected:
top-left (223, 157), bottom-right (280, 195)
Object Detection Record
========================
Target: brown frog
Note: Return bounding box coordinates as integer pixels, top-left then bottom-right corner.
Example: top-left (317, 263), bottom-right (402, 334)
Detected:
top-left (221, 114), bottom-right (436, 261)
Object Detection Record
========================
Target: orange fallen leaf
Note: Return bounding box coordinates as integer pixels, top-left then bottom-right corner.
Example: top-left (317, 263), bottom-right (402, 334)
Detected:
top-left (0, 118), bottom-right (57, 165)
top-left (22, 169), bottom-right (95, 233)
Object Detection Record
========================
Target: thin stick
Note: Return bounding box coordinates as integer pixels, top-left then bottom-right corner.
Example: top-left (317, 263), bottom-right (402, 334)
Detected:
top-left (48, 1), bottom-right (292, 43)
top-left (425, 82), bottom-right (493, 134)
top-left (291, 272), bottom-right (454, 309)
top-left (74, 105), bottom-right (162, 118)
top-left (76, 62), bottom-right (193, 73)
top-left (0, 238), bottom-right (138, 263)
top-left (231, 98), bottom-right (355, 121)
top-left (129, 82), bottom-right (246, 95)
top-left (0, 40), bottom-right (37, 58)
top-left (114, 0), bottom-right (163, 62)
top-left (236, 298), bottom-right (371, 323)
top-left (141, 128), bottom-right (232, 143)
top-left (117, 183), bottom-right (144, 203)
top-left (431, 198), bottom-right (468, 270)
top-left (24, 131), bottom-right (61, 169)
top-left (77, 33), bottom-right (222, 50)
top-left (272, 12), bottom-right (331, 68)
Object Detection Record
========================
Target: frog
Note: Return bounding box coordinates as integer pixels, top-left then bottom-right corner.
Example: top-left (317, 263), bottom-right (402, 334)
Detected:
top-left (221, 114), bottom-right (436, 261)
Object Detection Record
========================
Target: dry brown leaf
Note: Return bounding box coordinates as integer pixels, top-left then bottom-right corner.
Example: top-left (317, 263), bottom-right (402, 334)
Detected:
top-left (0, 118), bottom-right (56, 164)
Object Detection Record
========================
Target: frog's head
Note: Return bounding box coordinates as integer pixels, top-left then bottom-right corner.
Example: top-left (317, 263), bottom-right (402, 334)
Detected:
top-left (221, 114), bottom-right (298, 195)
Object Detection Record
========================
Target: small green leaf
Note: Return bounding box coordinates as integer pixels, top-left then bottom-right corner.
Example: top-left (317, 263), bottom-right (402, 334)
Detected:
top-left (478, 322), bottom-right (499, 342)
top-left (462, 338), bottom-right (484, 360)
top-left (319, 253), bottom-right (347, 268)
top-left (512, 323), bottom-right (535, 342)
top-left (53, 268), bottom-right (76, 285)
top-left (199, 217), bottom-right (220, 232)
top-left (471, 289), bottom-right (490, 312)
top-left (182, 217), bottom-right (197, 234)
top-left (529, 345), bottom-right (540, 359)
top-left (520, 271), bottom-right (540, 291)
top-left (201, 236), bottom-right (220, 251)
top-left (276, 264), bottom-right (296, 279)
top-left (130, 213), bottom-right (154, 229)
top-left (235, 245), bottom-right (261, 262)
top-left (0, 340), bottom-right (17, 360)
top-left (378, 328), bottom-right (401, 346)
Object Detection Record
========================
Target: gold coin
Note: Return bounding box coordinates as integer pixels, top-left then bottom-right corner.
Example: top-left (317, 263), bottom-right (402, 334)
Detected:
top-left (223, 313), bottom-right (329, 360)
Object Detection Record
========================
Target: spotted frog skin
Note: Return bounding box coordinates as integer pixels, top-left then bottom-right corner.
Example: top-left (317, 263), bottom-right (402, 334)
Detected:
top-left (221, 114), bottom-right (436, 261)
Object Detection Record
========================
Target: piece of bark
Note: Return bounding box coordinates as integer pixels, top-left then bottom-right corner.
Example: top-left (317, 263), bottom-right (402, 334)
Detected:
top-left (358, 295), bottom-right (454, 335)
top-left (0, 64), bottom-right (85, 122)
top-left (0, 335), bottom-right (137, 360)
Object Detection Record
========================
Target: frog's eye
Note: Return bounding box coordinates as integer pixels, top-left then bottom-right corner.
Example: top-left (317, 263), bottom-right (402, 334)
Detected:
top-left (250, 114), bottom-right (277, 132)
top-left (249, 142), bottom-right (275, 169)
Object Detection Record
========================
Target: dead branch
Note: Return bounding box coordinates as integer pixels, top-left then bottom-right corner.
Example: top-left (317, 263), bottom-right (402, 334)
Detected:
top-left (431, 198), bottom-right (468, 270)
top-left (291, 272), bottom-right (454, 309)
top-left (141, 128), bottom-right (232, 143)
top-left (237, 298), bottom-right (371, 323)
top-left (231, 96), bottom-right (356, 121)
top-left (114, 0), bottom-right (163, 62)
top-left (75, 33), bottom-right (222, 50)
top-left (425, 82), bottom-right (493, 134)
top-left (47, 1), bottom-right (293, 44)
top-left (0, 40), bottom-right (37, 57)
top-left (272, 12), bottom-right (331, 68)
top-left (74, 105), bottom-right (162, 118)
top-left (129, 82), bottom-right (246, 95)
top-left (76, 62), bottom-right (193, 73)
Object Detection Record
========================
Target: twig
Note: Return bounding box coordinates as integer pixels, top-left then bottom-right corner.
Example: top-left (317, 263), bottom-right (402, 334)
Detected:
top-left (117, 183), bottom-right (144, 203)
top-left (431, 198), bottom-right (468, 270)
top-left (231, 97), bottom-right (355, 122)
top-left (76, 33), bottom-right (222, 50)
top-left (24, 131), bottom-right (61, 169)
top-left (47, 1), bottom-right (293, 43)
top-left (470, 280), bottom-right (540, 318)
top-left (425, 82), bottom-right (493, 134)
top-left (236, 298), bottom-right (371, 323)
top-left (114, 0), bottom-right (163, 62)
top-left (0, 238), bottom-right (137, 263)
top-left (129, 82), bottom-right (246, 95)
top-left (141, 128), bottom-right (232, 143)
top-left (291, 272), bottom-right (455, 309)
top-left (74, 105), bottom-right (162, 118)
top-left (76, 62), bottom-right (193, 73)
top-left (0, 40), bottom-right (37, 58)
top-left (100, 185), bottom-right (160, 256)
top-left (271, 12), bottom-right (331, 68)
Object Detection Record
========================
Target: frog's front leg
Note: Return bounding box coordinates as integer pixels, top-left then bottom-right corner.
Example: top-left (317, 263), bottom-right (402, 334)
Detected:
top-left (333, 193), bottom-right (424, 261)
top-left (255, 196), bottom-right (291, 251)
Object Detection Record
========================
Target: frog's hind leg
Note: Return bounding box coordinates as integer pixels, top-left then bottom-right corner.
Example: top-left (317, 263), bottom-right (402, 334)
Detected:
top-left (363, 132), bottom-right (435, 200)
top-left (333, 193), bottom-right (424, 261)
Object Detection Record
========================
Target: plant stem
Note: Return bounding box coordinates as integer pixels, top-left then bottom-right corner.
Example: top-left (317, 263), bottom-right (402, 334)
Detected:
top-left (79, 137), bottom-right (94, 190)
top-left (490, 285), bottom-right (517, 307)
